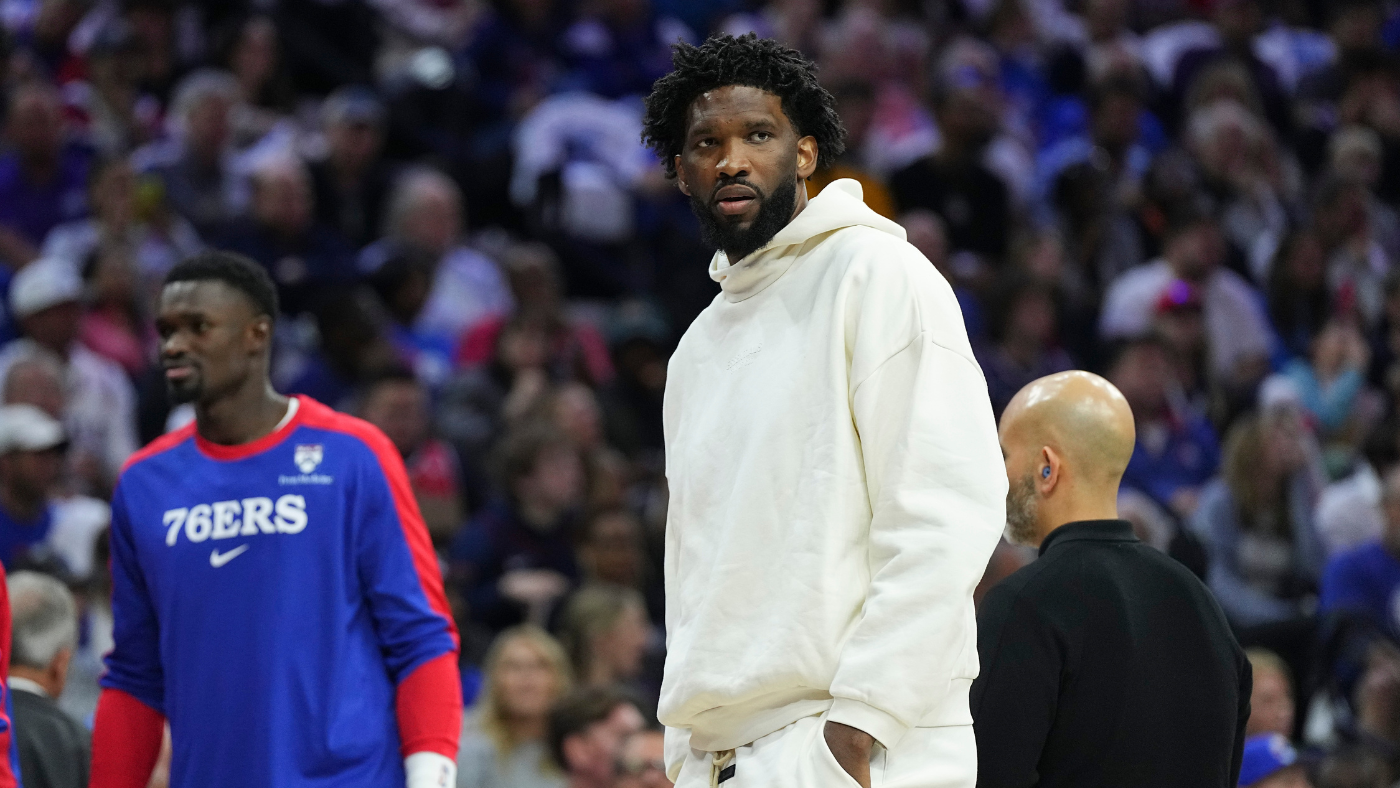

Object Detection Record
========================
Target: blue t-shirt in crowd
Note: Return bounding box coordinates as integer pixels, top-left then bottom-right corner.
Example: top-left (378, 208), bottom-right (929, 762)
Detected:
top-left (0, 504), bottom-right (53, 570)
top-left (1320, 540), bottom-right (1400, 638)
top-left (1120, 415), bottom-right (1221, 511)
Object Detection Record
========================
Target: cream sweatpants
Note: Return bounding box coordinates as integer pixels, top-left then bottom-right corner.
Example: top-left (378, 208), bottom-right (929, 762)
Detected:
top-left (673, 712), bottom-right (976, 788)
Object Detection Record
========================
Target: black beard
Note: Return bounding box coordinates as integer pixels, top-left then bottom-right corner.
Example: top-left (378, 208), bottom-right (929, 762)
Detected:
top-left (165, 375), bottom-right (201, 404)
top-left (690, 175), bottom-right (798, 263)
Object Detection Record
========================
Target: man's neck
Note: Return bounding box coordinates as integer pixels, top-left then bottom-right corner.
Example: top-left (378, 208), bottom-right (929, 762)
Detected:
top-left (0, 484), bottom-right (46, 523)
top-left (195, 382), bottom-right (291, 446)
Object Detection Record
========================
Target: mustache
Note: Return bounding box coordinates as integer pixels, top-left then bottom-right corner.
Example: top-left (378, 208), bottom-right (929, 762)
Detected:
top-left (709, 177), bottom-right (766, 205)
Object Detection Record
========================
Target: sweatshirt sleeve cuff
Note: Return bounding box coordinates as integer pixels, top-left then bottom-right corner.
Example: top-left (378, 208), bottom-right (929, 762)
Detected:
top-left (827, 698), bottom-right (910, 750)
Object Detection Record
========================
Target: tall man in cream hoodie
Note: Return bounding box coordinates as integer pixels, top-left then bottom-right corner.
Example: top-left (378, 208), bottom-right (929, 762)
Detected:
top-left (641, 35), bottom-right (1008, 788)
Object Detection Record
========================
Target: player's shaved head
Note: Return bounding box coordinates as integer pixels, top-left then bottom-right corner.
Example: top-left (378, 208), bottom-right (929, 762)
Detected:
top-left (998, 371), bottom-right (1136, 546)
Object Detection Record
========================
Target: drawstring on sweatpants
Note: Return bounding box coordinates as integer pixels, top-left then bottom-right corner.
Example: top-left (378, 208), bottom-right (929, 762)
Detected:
top-left (710, 749), bottom-right (736, 786)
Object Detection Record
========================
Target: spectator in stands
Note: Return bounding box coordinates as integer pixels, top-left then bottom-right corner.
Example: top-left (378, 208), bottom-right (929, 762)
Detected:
top-left (1348, 643), bottom-right (1400, 765)
top-left (1101, 210), bottom-right (1273, 396)
top-left (215, 154), bottom-right (356, 317)
top-left (461, 0), bottom-right (567, 128)
top-left (363, 243), bottom-right (455, 388)
top-left (0, 404), bottom-right (110, 579)
top-left (365, 168), bottom-right (512, 349)
top-left (78, 21), bottom-right (157, 158)
top-left (457, 625), bottom-right (572, 788)
top-left (1152, 280), bottom-right (1211, 406)
top-left (0, 404), bottom-right (65, 569)
top-left (218, 15), bottom-right (296, 149)
top-left (456, 242), bottom-right (612, 386)
top-left (615, 727), bottom-right (670, 788)
top-left (547, 685), bottom-right (645, 788)
top-left (7, 571), bottom-right (87, 788)
top-left (359, 370), bottom-right (464, 547)
top-left (577, 510), bottom-right (655, 612)
top-left (1194, 409), bottom-right (1325, 627)
top-left (135, 70), bottom-right (243, 237)
top-left (77, 243), bottom-right (157, 378)
top-left (1246, 648), bottom-right (1297, 738)
top-left (558, 0), bottom-right (691, 100)
top-left (3, 357), bottom-right (64, 422)
top-left (890, 67), bottom-right (1010, 264)
top-left (1185, 99), bottom-right (1293, 280)
top-left (1108, 335), bottom-right (1221, 516)
top-left (1321, 466), bottom-right (1400, 639)
top-left (1314, 174), bottom-right (1391, 330)
top-left (1267, 229), bottom-right (1332, 360)
top-left (551, 382), bottom-right (628, 512)
top-left (0, 259), bottom-right (137, 488)
top-left (1042, 81), bottom-right (1150, 298)
top-left (40, 156), bottom-right (202, 300)
top-left (977, 273), bottom-right (1075, 418)
top-left (804, 79), bottom-right (897, 218)
top-left (599, 301), bottom-right (669, 461)
top-left (557, 584), bottom-right (651, 692)
top-left (309, 86), bottom-right (395, 249)
top-left (0, 82), bottom-right (90, 268)
top-left (282, 288), bottom-right (398, 410)
top-left (1283, 319), bottom-right (1372, 440)
top-left (450, 422), bottom-right (583, 631)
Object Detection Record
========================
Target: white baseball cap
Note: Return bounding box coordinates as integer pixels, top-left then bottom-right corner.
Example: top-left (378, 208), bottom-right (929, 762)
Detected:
top-left (0, 404), bottom-right (66, 453)
top-left (9, 259), bottom-right (82, 321)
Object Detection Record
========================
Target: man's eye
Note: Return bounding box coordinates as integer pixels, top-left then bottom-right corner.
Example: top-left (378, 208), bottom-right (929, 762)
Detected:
top-left (751, 132), bottom-right (773, 142)
top-left (696, 138), bottom-right (715, 148)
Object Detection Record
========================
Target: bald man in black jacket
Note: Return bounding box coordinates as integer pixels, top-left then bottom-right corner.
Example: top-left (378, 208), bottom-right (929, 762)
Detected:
top-left (972, 371), bottom-right (1250, 788)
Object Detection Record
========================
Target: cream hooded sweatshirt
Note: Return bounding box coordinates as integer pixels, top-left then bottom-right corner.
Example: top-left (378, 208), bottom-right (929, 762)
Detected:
top-left (659, 179), bottom-right (1007, 774)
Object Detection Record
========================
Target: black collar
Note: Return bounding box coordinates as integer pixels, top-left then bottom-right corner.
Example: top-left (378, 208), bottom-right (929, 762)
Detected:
top-left (1038, 520), bottom-right (1138, 557)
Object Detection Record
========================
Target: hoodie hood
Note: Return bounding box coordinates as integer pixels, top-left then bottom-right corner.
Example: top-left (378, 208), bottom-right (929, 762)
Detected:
top-left (708, 179), bottom-right (907, 302)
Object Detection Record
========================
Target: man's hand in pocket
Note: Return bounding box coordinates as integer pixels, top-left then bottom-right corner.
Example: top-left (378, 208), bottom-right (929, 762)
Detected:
top-left (823, 721), bottom-right (874, 788)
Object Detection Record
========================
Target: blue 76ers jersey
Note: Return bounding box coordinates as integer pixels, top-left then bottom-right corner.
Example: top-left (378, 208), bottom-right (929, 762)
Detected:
top-left (102, 396), bottom-right (457, 788)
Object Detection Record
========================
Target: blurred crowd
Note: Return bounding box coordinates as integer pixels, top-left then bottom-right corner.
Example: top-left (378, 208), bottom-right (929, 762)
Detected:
top-left (0, 0), bottom-right (1398, 785)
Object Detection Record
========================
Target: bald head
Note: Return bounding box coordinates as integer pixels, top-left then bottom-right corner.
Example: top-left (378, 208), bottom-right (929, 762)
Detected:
top-left (998, 371), bottom-right (1136, 546)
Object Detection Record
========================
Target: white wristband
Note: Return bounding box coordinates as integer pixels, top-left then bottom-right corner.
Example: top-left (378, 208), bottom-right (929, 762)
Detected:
top-left (405, 751), bottom-right (456, 788)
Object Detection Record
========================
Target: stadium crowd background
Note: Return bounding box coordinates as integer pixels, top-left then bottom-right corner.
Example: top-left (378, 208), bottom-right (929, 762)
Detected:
top-left (0, 0), bottom-right (1399, 785)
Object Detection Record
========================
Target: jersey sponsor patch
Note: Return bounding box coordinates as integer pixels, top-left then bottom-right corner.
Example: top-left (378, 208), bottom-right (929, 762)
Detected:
top-left (162, 495), bottom-right (307, 547)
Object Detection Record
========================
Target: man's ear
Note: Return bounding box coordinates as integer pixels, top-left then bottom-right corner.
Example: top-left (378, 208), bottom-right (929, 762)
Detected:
top-left (675, 156), bottom-right (690, 197)
top-left (1038, 446), bottom-right (1063, 495)
top-left (796, 136), bottom-right (818, 179)
top-left (247, 315), bottom-right (273, 355)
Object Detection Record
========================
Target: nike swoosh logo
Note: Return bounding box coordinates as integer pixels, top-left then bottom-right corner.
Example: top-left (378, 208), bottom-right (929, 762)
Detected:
top-left (209, 545), bottom-right (250, 568)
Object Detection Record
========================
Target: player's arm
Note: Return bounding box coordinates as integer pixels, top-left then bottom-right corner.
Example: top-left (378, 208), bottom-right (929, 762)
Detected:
top-left (356, 430), bottom-right (463, 787)
top-left (828, 263), bottom-right (1007, 753)
top-left (92, 486), bottom-right (168, 788)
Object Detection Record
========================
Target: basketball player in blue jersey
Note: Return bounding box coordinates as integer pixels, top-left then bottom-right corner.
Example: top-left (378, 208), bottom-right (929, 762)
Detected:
top-left (90, 252), bottom-right (462, 788)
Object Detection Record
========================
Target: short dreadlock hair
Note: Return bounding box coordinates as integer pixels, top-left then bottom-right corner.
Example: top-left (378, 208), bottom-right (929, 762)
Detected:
top-left (642, 33), bottom-right (846, 180)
